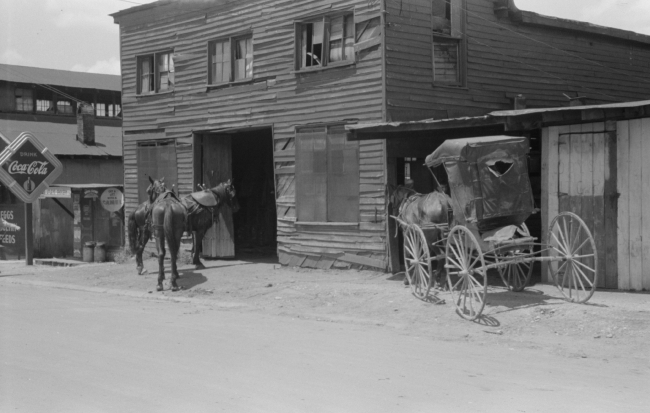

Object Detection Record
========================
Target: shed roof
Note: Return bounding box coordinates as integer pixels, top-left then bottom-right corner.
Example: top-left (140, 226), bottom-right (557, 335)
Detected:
top-left (0, 119), bottom-right (122, 157)
top-left (0, 63), bottom-right (120, 92)
top-left (425, 136), bottom-right (529, 167)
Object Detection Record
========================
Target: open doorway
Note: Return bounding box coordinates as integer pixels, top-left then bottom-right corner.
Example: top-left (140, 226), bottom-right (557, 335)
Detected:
top-left (231, 128), bottom-right (277, 258)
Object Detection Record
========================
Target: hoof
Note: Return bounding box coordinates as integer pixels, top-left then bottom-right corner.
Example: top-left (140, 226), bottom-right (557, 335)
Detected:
top-left (138, 267), bottom-right (148, 275)
top-left (156, 285), bottom-right (163, 292)
top-left (171, 285), bottom-right (180, 292)
top-left (194, 263), bottom-right (206, 270)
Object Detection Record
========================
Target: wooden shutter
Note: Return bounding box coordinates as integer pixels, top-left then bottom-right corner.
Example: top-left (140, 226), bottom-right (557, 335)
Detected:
top-left (327, 126), bottom-right (359, 222)
top-left (296, 127), bottom-right (327, 222)
top-left (136, 141), bottom-right (177, 203)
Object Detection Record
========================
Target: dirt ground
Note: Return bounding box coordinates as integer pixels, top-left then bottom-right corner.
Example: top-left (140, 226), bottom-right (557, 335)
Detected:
top-left (1, 252), bottom-right (649, 367)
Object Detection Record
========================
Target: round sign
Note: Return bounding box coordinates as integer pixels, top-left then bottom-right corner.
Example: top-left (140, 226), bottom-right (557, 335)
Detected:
top-left (100, 188), bottom-right (124, 212)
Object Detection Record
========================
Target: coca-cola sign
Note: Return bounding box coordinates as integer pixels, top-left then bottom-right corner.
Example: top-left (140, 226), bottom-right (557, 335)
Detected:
top-left (0, 132), bottom-right (62, 203)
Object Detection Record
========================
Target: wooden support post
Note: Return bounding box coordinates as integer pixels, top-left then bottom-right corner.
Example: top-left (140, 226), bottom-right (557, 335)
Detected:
top-left (24, 202), bottom-right (33, 265)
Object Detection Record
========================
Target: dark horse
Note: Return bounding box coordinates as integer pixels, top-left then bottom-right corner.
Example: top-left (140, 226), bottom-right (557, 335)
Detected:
top-left (389, 184), bottom-right (453, 286)
top-left (127, 176), bottom-right (167, 275)
top-left (180, 179), bottom-right (240, 270)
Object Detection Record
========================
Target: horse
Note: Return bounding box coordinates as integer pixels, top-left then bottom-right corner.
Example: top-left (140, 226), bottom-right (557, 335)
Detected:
top-left (180, 179), bottom-right (240, 269)
top-left (149, 181), bottom-right (187, 291)
top-left (389, 184), bottom-right (452, 287)
top-left (127, 176), bottom-right (168, 275)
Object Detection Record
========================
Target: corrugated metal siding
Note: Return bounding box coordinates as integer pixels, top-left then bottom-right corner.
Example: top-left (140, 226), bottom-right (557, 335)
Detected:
top-left (119, 0), bottom-right (386, 269)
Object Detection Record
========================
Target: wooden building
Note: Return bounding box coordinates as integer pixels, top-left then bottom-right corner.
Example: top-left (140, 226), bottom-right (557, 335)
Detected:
top-left (350, 100), bottom-right (650, 291)
top-left (111, 0), bottom-right (650, 271)
top-left (0, 64), bottom-right (123, 259)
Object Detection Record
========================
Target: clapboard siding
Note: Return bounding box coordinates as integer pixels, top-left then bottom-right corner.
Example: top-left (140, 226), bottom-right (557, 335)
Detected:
top-left (385, 0), bottom-right (650, 121)
top-left (116, 0), bottom-right (386, 269)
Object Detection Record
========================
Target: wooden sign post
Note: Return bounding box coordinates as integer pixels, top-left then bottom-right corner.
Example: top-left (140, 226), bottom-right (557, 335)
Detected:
top-left (0, 132), bottom-right (63, 265)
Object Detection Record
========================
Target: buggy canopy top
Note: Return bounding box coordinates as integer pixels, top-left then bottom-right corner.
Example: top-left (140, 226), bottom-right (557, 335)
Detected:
top-left (425, 135), bottom-right (529, 168)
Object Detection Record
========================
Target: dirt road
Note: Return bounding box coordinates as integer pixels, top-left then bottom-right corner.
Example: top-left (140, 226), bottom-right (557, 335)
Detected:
top-left (1, 256), bottom-right (648, 411)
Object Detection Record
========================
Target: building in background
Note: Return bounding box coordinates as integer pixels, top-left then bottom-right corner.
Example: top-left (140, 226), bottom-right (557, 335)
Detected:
top-left (0, 64), bottom-right (123, 259)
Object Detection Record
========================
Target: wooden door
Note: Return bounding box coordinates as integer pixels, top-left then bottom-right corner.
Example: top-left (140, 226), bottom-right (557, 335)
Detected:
top-left (201, 135), bottom-right (235, 258)
top-left (617, 119), bottom-right (650, 291)
top-left (544, 123), bottom-right (617, 289)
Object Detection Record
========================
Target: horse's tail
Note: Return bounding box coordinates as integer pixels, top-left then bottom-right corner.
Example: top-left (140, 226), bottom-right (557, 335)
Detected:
top-left (163, 203), bottom-right (181, 257)
top-left (127, 208), bottom-right (138, 255)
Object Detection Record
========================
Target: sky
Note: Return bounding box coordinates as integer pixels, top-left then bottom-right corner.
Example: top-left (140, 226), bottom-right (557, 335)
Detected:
top-left (1, 0), bottom-right (649, 76)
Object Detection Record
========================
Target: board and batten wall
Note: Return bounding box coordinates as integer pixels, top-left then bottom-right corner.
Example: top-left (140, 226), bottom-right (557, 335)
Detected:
top-left (542, 119), bottom-right (650, 291)
top-left (616, 118), bottom-right (650, 291)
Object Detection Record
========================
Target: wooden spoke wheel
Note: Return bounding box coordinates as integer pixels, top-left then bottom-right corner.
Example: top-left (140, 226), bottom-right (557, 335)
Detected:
top-left (445, 226), bottom-right (488, 320)
top-left (497, 223), bottom-right (534, 292)
top-left (403, 226), bottom-right (432, 299)
top-left (548, 212), bottom-right (598, 303)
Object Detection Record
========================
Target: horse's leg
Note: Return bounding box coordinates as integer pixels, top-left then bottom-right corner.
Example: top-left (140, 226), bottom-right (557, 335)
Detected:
top-left (192, 228), bottom-right (207, 270)
top-left (166, 204), bottom-right (186, 292)
top-left (152, 222), bottom-right (166, 291)
top-left (136, 226), bottom-right (150, 275)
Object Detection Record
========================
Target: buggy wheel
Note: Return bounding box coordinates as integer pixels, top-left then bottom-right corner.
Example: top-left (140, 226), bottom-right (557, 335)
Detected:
top-left (548, 212), bottom-right (598, 303)
top-left (403, 226), bottom-right (432, 299)
top-left (497, 223), bottom-right (534, 292)
top-left (446, 226), bottom-right (487, 320)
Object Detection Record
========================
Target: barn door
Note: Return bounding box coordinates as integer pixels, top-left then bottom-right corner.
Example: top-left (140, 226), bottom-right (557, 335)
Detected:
top-left (202, 135), bottom-right (235, 258)
top-left (546, 122), bottom-right (616, 289)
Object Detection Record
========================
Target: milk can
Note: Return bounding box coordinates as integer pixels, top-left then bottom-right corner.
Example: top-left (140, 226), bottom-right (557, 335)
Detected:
top-left (83, 241), bottom-right (95, 263)
top-left (94, 242), bottom-right (106, 263)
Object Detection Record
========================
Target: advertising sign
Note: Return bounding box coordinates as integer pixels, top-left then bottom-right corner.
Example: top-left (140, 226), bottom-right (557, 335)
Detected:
top-left (40, 186), bottom-right (71, 199)
top-left (100, 187), bottom-right (124, 212)
top-left (0, 205), bottom-right (25, 259)
top-left (0, 132), bottom-right (63, 203)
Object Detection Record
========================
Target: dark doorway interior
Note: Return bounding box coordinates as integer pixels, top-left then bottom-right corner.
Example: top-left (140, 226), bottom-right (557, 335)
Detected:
top-left (231, 129), bottom-right (277, 256)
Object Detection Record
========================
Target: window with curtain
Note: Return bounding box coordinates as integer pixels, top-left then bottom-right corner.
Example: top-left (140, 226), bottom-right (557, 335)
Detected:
top-left (296, 13), bottom-right (354, 69)
top-left (209, 34), bottom-right (253, 84)
top-left (295, 125), bottom-right (359, 222)
top-left (137, 51), bottom-right (174, 94)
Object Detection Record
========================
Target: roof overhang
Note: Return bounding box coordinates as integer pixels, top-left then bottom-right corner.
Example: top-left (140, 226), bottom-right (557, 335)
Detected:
top-left (346, 100), bottom-right (650, 140)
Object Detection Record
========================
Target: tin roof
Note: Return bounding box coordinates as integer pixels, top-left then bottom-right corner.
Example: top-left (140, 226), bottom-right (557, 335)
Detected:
top-left (0, 119), bottom-right (122, 157)
top-left (0, 63), bottom-right (120, 92)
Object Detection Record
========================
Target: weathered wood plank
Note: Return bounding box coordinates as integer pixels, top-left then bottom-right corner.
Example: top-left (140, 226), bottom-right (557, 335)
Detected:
top-left (616, 120), bottom-right (631, 289)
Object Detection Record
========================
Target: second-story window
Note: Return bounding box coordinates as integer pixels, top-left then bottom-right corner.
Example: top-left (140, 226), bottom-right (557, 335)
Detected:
top-left (36, 99), bottom-right (51, 112)
top-left (15, 88), bottom-right (33, 112)
top-left (95, 103), bottom-right (106, 117)
top-left (432, 0), bottom-right (465, 86)
top-left (296, 13), bottom-right (354, 69)
top-left (208, 35), bottom-right (253, 85)
top-left (56, 100), bottom-right (73, 115)
top-left (137, 51), bottom-right (174, 95)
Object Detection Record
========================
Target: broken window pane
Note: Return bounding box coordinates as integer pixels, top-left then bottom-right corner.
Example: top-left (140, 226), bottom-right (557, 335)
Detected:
top-left (432, 0), bottom-right (452, 35)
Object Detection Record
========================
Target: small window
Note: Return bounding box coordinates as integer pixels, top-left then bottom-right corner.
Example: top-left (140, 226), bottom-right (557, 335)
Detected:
top-left (137, 51), bottom-right (174, 95)
top-left (432, 0), bottom-right (464, 86)
top-left (107, 103), bottom-right (121, 117)
top-left (95, 103), bottom-right (106, 117)
top-left (15, 88), bottom-right (33, 112)
top-left (296, 13), bottom-right (354, 70)
top-left (208, 34), bottom-right (253, 85)
top-left (56, 100), bottom-right (73, 115)
top-left (36, 99), bottom-right (52, 112)
top-left (433, 39), bottom-right (460, 84)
